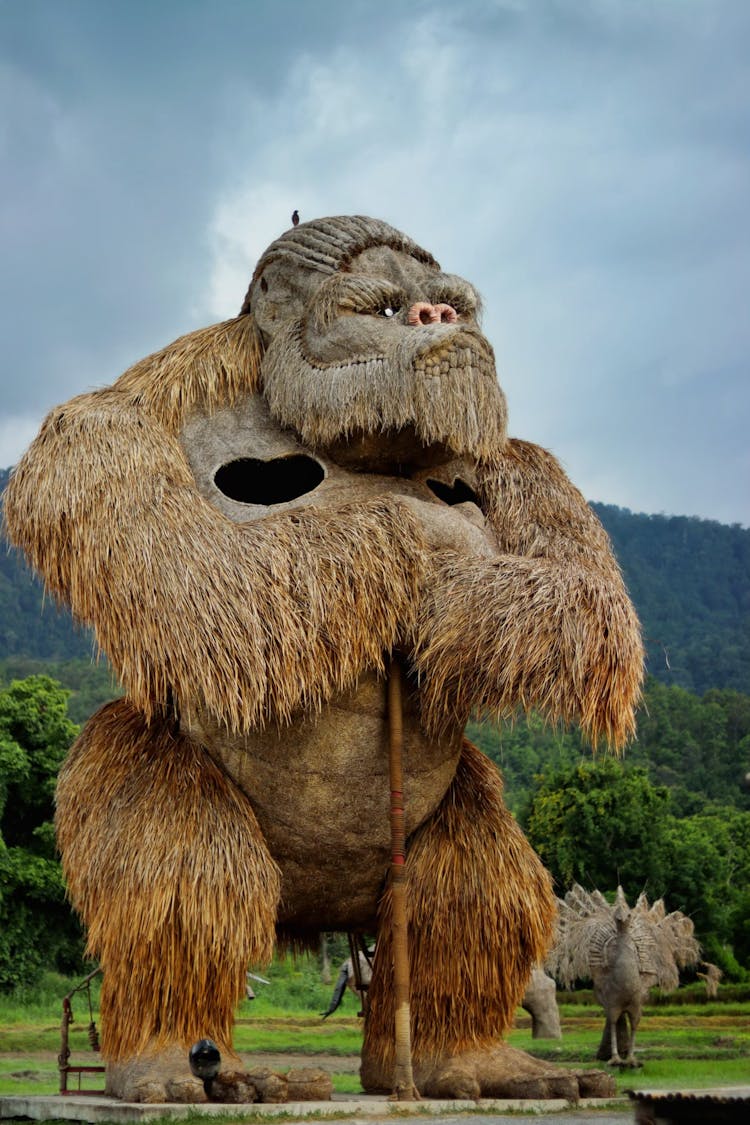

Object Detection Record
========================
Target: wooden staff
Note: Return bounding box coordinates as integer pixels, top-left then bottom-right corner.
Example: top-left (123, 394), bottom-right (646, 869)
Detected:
top-left (387, 656), bottom-right (419, 1100)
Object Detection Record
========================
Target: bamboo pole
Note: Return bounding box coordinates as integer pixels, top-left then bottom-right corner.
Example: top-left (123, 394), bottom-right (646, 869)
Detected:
top-left (387, 656), bottom-right (419, 1100)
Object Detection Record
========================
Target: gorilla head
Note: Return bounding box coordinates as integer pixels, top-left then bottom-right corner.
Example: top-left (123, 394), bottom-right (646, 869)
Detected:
top-left (243, 216), bottom-right (508, 472)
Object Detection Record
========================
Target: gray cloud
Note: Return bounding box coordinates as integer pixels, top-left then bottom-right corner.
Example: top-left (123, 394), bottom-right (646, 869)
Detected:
top-left (1, 0), bottom-right (748, 525)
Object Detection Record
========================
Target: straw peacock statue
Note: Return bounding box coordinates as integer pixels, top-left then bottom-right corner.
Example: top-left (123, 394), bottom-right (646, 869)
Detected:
top-left (547, 885), bottom-right (701, 1066)
top-left (4, 215), bottom-right (643, 1102)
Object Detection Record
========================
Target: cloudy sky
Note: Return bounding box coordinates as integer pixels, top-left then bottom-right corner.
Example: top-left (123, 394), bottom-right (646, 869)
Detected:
top-left (2, 0), bottom-right (748, 525)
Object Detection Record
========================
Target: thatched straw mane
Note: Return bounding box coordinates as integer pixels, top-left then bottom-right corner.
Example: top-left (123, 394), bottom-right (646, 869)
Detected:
top-left (5, 387), bottom-right (426, 730)
top-left (114, 315), bottom-right (263, 434)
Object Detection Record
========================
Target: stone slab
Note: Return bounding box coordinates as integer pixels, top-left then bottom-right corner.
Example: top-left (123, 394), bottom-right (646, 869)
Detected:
top-left (0, 1092), bottom-right (626, 1123)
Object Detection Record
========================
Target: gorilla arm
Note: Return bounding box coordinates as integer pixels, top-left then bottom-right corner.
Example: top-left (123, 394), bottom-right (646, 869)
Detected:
top-left (4, 388), bottom-right (426, 731)
top-left (412, 439), bottom-right (643, 749)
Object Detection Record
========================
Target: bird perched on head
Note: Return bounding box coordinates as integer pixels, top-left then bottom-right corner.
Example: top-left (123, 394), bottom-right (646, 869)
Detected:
top-left (291, 209), bottom-right (299, 227)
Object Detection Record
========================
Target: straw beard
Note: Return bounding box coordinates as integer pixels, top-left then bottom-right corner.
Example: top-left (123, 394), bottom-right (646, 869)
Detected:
top-left (260, 316), bottom-right (509, 468)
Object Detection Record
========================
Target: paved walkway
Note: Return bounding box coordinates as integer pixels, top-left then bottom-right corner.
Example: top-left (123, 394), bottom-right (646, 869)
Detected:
top-left (1, 1086), bottom-right (748, 1124)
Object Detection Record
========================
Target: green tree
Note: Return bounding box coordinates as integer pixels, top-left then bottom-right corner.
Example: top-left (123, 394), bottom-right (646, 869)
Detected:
top-left (470, 679), bottom-right (750, 818)
top-left (468, 713), bottom-right (585, 816)
top-left (522, 756), bottom-right (750, 977)
top-left (523, 758), bottom-right (670, 898)
top-left (0, 657), bottom-right (120, 724)
top-left (0, 676), bottom-right (84, 988)
top-left (660, 808), bottom-right (750, 978)
top-left (592, 504), bottom-right (750, 696)
top-left (627, 680), bottom-right (750, 813)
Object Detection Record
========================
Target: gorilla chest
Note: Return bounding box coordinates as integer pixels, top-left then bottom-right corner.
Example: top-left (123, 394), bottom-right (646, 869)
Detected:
top-left (189, 675), bottom-right (462, 930)
top-left (178, 395), bottom-right (479, 928)
top-left (179, 392), bottom-right (488, 526)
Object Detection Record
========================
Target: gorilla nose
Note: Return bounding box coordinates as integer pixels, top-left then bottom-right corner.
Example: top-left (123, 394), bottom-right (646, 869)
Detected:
top-left (407, 301), bottom-right (458, 326)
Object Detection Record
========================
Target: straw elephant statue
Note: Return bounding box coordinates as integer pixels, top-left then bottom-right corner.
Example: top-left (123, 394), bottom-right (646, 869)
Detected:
top-left (322, 947), bottom-right (375, 1019)
top-left (521, 968), bottom-right (562, 1040)
top-left (324, 950), bottom-right (562, 1041)
top-left (5, 215), bottom-right (643, 1102)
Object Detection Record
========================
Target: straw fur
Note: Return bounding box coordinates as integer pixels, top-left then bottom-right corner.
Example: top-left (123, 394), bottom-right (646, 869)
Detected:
top-left (114, 315), bottom-right (263, 433)
top-left (5, 393), bottom-right (425, 731)
top-left (363, 740), bottom-right (556, 1070)
top-left (56, 699), bottom-right (281, 1060)
top-left (414, 440), bottom-right (644, 747)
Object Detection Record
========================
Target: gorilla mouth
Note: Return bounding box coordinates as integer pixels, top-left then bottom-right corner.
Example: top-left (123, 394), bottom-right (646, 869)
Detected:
top-left (320, 425), bottom-right (456, 475)
top-left (411, 325), bottom-right (495, 369)
top-left (261, 321), bottom-right (508, 465)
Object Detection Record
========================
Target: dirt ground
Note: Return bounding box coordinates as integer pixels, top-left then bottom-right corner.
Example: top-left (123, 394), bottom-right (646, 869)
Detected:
top-left (237, 1050), bottom-right (360, 1074)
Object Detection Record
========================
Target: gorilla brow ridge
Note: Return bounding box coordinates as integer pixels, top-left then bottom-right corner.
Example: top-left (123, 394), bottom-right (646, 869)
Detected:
top-left (242, 216), bottom-right (438, 314)
top-left (312, 275), bottom-right (409, 331)
top-left (427, 276), bottom-right (483, 320)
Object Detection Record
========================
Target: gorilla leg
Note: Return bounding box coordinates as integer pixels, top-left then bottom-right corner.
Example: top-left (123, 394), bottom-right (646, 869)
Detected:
top-left (361, 740), bottom-right (614, 1100)
top-left (56, 700), bottom-right (280, 1102)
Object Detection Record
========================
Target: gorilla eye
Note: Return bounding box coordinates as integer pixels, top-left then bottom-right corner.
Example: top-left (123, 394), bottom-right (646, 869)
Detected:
top-left (380, 306), bottom-right (399, 318)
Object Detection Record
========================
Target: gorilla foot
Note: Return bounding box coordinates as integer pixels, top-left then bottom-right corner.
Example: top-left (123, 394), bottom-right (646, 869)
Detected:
top-left (361, 1043), bottom-right (616, 1101)
top-left (105, 1044), bottom-right (256, 1104)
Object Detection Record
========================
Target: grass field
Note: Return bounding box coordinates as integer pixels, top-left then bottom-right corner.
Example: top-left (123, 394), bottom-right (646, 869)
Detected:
top-left (0, 965), bottom-right (747, 1101)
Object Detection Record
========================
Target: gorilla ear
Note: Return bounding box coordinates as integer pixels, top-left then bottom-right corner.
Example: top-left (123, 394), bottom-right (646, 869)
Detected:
top-left (242, 256), bottom-right (325, 342)
top-left (114, 314), bottom-right (264, 432)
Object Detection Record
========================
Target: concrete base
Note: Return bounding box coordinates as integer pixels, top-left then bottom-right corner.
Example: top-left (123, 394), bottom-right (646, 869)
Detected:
top-left (0, 1092), bottom-right (625, 1123)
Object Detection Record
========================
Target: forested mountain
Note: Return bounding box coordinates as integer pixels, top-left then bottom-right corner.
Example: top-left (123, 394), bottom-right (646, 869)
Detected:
top-left (2, 467), bottom-right (747, 696)
top-left (0, 470), bottom-right (93, 662)
top-left (593, 502), bottom-right (750, 696)
top-left (469, 677), bottom-right (750, 817)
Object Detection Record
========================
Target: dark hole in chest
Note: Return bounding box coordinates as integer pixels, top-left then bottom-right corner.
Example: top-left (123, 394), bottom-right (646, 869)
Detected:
top-left (214, 455), bottom-right (325, 505)
top-left (426, 477), bottom-right (480, 506)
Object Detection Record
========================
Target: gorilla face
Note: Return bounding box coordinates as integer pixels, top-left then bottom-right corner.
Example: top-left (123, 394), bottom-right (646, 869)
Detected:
top-left (256, 245), bottom-right (508, 471)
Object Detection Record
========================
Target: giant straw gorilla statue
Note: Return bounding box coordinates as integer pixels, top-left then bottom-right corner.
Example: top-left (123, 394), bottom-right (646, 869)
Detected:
top-left (5, 216), bottom-right (643, 1102)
